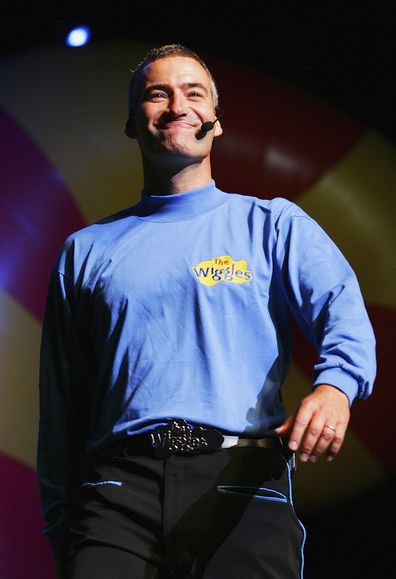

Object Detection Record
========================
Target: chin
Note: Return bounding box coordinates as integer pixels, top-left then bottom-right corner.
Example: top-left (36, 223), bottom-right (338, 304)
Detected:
top-left (168, 136), bottom-right (209, 155)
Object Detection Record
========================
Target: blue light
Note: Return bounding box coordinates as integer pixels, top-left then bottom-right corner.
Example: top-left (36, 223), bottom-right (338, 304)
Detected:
top-left (66, 26), bottom-right (91, 47)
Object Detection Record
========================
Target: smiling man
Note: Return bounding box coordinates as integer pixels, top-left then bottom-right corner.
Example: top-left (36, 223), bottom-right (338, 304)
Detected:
top-left (126, 52), bottom-right (223, 190)
top-left (37, 44), bottom-right (376, 579)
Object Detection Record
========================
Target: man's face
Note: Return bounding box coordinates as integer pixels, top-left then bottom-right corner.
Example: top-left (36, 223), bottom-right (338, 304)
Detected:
top-left (133, 56), bottom-right (223, 164)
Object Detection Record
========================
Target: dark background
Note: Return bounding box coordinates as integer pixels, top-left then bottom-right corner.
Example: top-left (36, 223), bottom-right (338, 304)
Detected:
top-left (2, 2), bottom-right (395, 577)
top-left (1, 2), bottom-right (396, 144)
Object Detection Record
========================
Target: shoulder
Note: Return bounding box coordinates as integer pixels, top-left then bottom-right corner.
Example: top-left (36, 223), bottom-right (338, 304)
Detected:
top-left (66, 204), bottom-right (139, 246)
top-left (223, 189), bottom-right (311, 222)
top-left (55, 205), bottom-right (138, 274)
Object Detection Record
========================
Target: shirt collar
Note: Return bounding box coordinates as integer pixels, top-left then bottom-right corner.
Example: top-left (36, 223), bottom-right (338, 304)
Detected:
top-left (133, 180), bottom-right (230, 222)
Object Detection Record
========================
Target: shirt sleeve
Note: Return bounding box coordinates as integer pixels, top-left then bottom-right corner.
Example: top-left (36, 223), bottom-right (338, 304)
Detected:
top-left (274, 202), bottom-right (376, 405)
top-left (37, 253), bottom-right (92, 558)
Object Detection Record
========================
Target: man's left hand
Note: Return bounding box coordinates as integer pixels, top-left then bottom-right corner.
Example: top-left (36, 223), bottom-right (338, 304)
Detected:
top-left (274, 384), bottom-right (350, 463)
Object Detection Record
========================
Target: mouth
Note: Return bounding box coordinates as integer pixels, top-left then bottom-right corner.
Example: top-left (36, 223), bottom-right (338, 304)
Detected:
top-left (159, 121), bottom-right (197, 130)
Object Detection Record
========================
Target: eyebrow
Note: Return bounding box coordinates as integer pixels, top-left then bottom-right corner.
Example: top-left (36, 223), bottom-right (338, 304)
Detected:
top-left (143, 82), bottom-right (209, 95)
top-left (184, 83), bottom-right (209, 93)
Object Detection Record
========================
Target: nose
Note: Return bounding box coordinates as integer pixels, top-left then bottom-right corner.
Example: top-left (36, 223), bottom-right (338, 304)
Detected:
top-left (168, 92), bottom-right (187, 116)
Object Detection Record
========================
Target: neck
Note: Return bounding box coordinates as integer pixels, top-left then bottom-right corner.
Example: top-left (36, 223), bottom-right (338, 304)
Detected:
top-left (142, 156), bottom-right (213, 195)
top-left (135, 179), bottom-right (230, 223)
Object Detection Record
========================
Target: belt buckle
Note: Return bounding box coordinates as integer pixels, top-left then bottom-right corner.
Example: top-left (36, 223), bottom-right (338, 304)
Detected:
top-left (150, 419), bottom-right (223, 458)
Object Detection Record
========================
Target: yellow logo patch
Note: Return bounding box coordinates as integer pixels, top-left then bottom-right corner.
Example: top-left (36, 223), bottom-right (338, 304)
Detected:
top-left (192, 255), bottom-right (253, 286)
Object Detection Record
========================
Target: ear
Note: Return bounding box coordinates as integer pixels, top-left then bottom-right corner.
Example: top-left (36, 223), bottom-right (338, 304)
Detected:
top-left (125, 117), bottom-right (136, 139)
top-left (214, 119), bottom-right (223, 138)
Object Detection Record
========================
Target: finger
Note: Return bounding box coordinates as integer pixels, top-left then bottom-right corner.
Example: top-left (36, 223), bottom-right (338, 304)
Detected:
top-left (325, 419), bottom-right (348, 462)
top-left (274, 415), bottom-right (294, 436)
top-left (308, 423), bottom-right (337, 462)
top-left (286, 403), bottom-right (316, 454)
top-left (297, 416), bottom-right (331, 462)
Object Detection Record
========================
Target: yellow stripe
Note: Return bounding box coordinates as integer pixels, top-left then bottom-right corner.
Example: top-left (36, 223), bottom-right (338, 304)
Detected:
top-left (0, 42), bottom-right (149, 223)
top-left (0, 289), bottom-right (41, 468)
top-left (282, 363), bottom-right (386, 513)
top-left (297, 130), bottom-right (396, 308)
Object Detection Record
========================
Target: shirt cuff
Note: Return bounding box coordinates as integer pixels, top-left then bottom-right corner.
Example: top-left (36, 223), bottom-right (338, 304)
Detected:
top-left (313, 368), bottom-right (359, 406)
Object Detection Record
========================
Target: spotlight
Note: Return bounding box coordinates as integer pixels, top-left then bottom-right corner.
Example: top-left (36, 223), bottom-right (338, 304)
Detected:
top-left (66, 26), bottom-right (91, 47)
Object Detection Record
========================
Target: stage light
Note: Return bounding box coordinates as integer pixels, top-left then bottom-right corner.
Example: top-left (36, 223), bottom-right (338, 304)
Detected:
top-left (66, 26), bottom-right (91, 47)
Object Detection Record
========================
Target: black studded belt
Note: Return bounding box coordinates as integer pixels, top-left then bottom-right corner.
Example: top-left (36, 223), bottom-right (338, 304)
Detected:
top-left (128, 419), bottom-right (282, 458)
top-left (149, 419), bottom-right (224, 457)
top-left (97, 420), bottom-right (282, 461)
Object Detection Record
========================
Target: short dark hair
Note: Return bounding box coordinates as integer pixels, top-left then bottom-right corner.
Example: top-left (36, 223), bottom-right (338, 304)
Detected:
top-left (127, 43), bottom-right (219, 115)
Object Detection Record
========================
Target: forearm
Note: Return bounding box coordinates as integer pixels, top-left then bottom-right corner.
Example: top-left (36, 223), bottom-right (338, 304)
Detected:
top-left (276, 211), bottom-right (376, 404)
top-left (38, 266), bottom-right (90, 559)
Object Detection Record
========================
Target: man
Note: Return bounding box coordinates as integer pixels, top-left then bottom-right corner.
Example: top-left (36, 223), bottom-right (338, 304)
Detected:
top-left (37, 44), bottom-right (376, 578)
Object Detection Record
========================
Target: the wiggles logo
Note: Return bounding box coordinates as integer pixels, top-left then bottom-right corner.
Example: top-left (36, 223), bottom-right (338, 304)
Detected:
top-left (192, 255), bottom-right (253, 286)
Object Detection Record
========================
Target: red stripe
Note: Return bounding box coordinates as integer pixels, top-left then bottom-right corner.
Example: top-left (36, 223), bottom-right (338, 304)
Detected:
top-left (292, 305), bottom-right (394, 471)
top-left (0, 108), bottom-right (85, 320)
top-left (346, 306), bottom-right (395, 471)
top-left (204, 55), bottom-right (365, 200)
top-left (0, 452), bottom-right (53, 579)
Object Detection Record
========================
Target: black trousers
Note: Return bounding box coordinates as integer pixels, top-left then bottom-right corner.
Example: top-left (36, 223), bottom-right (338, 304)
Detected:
top-left (64, 443), bottom-right (306, 578)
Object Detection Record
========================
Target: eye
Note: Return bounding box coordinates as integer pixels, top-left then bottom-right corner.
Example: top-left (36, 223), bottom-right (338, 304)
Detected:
top-left (146, 91), bottom-right (167, 101)
top-left (188, 91), bottom-right (203, 99)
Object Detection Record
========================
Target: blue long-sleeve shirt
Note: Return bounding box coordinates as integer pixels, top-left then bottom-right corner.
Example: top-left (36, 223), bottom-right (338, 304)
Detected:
top-left (37, 180), bottom-right (376, 556)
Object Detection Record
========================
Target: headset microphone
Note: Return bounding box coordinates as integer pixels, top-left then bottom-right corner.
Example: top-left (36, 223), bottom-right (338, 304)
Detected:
top-left (201, 119), bottom-right (218, 132)
top-left (196, 117), bottom-right (219, 139)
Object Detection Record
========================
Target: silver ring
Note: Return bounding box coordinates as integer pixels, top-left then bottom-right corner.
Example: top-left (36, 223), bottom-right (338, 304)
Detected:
top-left (324, 424), bottom-right (336, 432)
